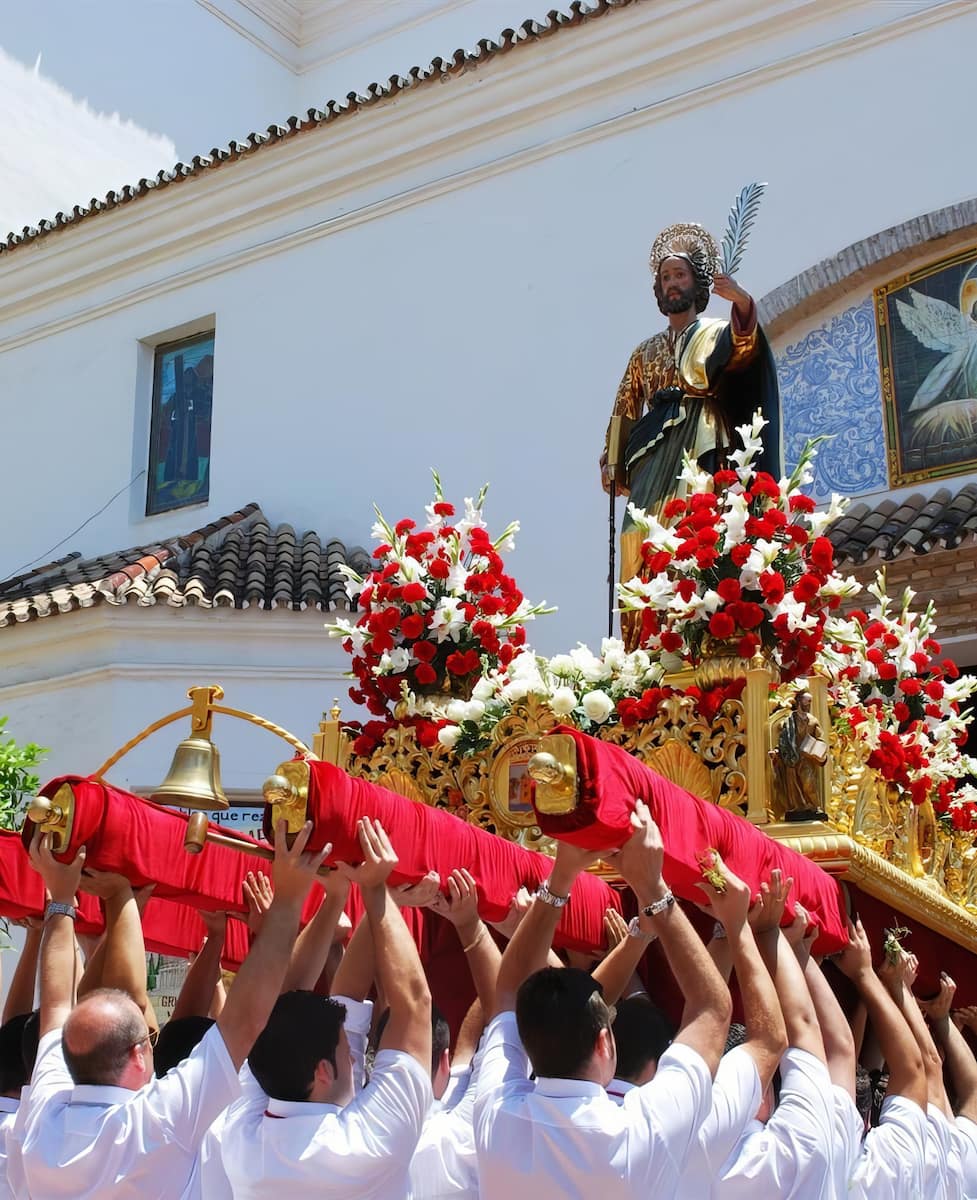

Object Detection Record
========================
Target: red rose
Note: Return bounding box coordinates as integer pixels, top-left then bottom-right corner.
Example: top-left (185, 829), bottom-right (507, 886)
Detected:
top-left (401, 613), bottom-right (426, 639)
top-left (709, 612), bottom-right (736, 639)
top-left (713, 469), bottom-right (739, 488)
top-left (412, 641), bottom-right (437, 662)
top-left (788, 494), bottom-right (816, 513)
top-left (758, 571), bottom-right (785, 604)
top-left (433, 501), bottom-right (455, 517)
top-left (414, 662), bottom-right (437, 685)
top-left (808, 536), bottom-right (834, 573)
top-left (730, 544), bottom-right (751, 567)
top-left (428, 557), bottom-right (450, 579)
top-left (660, 629), bottom-right (684, 653)
top-left (898, 678), bottom-right (922, 695)
top-left (716, 578), bottom-right (742, 604)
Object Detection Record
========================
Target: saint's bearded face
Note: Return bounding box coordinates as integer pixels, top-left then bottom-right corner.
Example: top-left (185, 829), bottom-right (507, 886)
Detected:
top-left (654, 257), bottom-right (699, 316)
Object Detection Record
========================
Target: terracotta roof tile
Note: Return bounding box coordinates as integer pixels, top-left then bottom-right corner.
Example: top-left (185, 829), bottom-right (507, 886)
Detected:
top-left (0, 503), bottom-right (371, 628)
top-left (829, 484), bottom-right (977, 565)
top-left (0, 0), bottom-right (638, 257)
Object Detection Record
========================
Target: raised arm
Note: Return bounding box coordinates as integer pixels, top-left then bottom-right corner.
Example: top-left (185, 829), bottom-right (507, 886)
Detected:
top-left (493, 839), bottom-right (605, 1016)
top-left (28, 831), bottom-right (86, 1037)
top-left (217, 820), bottom-right (329, 1070)
top-left (798, 934), bottom-right (856, 1097)
top-left (282, 873), bottom-right (350, 993)
top-left (428, 868), bottom-right (501, 1018)
top-left (921, 974), bottom-right (977, 1123)
top-left (618, 801), bottom-right (731, 1076)
top-left (171, 910), bottom-right (227, 1022)
top-left (751, 872), bottom-right (825, 1063)
top-left (707, 866), bottom-right (787, 1092)
top-left (836, 919), bottom-right (925, 1108)
top-left (78, 871), bottom-right (155, 1029)
top-left (592, 906), bottom-right (654, 1006)
top-left (337, 817), bottom-right (431, 1072)
top-left (880, 950), bottom-right (952, 1118)
top-left (3, 920), bottom-right (42, 1022)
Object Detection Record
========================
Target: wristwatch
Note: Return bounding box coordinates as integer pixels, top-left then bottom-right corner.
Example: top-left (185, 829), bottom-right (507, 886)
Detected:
top-left (641, 889), bottom-right (675, 918)
top-left (626, 916), bottom-right (657, 942)
top-left (45, 900), bottom-right (76, 921)
top-left (535, 879), bottom-right (570, 909)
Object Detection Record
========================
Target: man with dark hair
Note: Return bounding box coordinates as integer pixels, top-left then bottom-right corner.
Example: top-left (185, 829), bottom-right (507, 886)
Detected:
top-left (475, 799), bottom-right (733, 1198)
top-left (606, 996), bottom-right (675, 1095)
top-left (221, 816), bottom-right (433, 1199)
top-left (19, 820), bottom-right (328, 1199)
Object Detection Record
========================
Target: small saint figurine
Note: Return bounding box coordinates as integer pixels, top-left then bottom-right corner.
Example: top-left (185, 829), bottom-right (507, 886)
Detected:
top-left (770, 690), bottom-right (828, 823)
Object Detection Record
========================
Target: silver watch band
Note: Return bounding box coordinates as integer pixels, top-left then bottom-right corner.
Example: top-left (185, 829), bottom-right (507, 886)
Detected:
top-left (45, 900), bottom-right (76, 921)
top-left (641, 889), bottom-right (675, 918)
top-left (626, 916), bottom-right (657, 942)
top-left (535, 879), bottom-right (570, 909)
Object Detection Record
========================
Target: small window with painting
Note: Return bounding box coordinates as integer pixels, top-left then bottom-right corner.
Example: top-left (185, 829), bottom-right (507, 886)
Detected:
top-left (146, 332), bottom-right (215, 515)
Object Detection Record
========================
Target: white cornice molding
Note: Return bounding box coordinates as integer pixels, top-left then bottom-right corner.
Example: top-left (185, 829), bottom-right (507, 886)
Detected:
top-left (0, 0), bottom-right (966, 351)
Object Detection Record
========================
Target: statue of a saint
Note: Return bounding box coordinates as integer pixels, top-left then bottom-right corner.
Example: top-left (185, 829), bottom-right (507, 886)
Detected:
top-left (770, 690), bottom-right (828, 822)
top-left (601, 223), bottom-right (781, 602)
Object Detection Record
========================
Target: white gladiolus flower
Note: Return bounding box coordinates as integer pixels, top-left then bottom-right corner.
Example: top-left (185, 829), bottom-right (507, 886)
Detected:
top-left (430, 598), bottom-right (465, 643)
top-left (700, 589), bottom-right (722, 615)
top-left (388, 647), bottom-right (409, 673)
top-left (722, 493), bottom-right (749, 545)
top-left (550, 687), bottom-right (578, 716)
top-left (438, 725), bottom-right (462, 750)
top-left (581, 690), bottom-right (614, 723)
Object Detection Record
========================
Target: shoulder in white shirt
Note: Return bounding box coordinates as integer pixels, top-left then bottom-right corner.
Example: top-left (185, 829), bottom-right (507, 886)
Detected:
top-left (20, 1023), bottom-right (239, 1200)
top-left (716, 1046), bottom-right (834, 1200)
top-left (475, 1011), bottom-right (712, 1200)
top-left (849, 1093), bottom-right (927, 1200)
top-left (222, 1048), bottom-right (431, 1200)
top-left (409, 1045), bottom-right (483, 1200)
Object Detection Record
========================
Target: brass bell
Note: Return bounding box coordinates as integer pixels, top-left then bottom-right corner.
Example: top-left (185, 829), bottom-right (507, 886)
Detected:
top-left (151, 733), bottom-right (229, 811)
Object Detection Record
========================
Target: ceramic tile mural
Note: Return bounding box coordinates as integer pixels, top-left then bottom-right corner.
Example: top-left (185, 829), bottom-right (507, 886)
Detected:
top-left (776, 299), bottom-right (887, 503)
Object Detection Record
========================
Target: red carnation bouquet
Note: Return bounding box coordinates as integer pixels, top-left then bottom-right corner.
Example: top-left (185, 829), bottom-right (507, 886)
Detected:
top-left (618, 413), bottom-right (858, 681)
top-left (326, 472), bottom-right (553, 755)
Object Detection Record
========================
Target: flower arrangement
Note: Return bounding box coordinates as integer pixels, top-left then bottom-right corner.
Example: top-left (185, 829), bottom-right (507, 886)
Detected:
top-left (326, 472), bottom-right (553, 754)
top-left (438, 637), bottom-right (748, 755)
top-left (618, 413), bottom-right (858, 681)
top-left (818, 575), bottom-right (977, 819)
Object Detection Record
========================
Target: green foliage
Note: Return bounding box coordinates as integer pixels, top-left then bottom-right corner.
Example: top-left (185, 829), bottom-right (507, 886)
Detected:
top-left (0, 716), bottom-right (47, 832)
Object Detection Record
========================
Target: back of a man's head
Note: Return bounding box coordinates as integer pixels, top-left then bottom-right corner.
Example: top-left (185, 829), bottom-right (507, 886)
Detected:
top-left (612, 996), bottom-right (675, 1083)
top-left (516, 967), bottom-right (613, 1079)
top-left (248, 991), bottom-right (346, 1102)
top-left (62, 989), bottom-right (145, 1087)
top-left (0, 1014), bottom-right (31, 1095)
top-left (155, 1016), bottom-right (215, 1078)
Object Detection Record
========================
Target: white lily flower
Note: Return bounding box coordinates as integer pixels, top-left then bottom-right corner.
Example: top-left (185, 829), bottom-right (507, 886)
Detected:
top-left (430, 598), bottom-right (466, 643)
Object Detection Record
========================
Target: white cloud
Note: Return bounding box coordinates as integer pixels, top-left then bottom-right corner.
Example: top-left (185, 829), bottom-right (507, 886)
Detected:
top-left (0, 46), bottom-right (175, 241)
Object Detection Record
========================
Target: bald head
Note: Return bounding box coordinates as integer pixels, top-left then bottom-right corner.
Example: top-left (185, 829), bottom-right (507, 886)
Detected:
top-left (63, 989), bottom-right (146, 1087)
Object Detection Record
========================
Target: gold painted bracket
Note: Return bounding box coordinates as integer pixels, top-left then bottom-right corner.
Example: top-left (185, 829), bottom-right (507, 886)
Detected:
top-left (527, 735), bottom-right (578, 814)
top-left (27, 783), bottom-right (76, 853)
top-left (262, 759), bottom-right (311, 833)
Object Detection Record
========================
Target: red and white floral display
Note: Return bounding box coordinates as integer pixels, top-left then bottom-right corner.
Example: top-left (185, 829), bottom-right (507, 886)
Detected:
top-left (618, 413), bottom-right (858, 681)
top-left (326, 473), bottom-right (552, 757)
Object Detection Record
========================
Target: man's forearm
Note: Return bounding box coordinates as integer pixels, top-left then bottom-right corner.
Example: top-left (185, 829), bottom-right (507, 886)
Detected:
top-left (729, 925), bottom-right (786, 1086)
top-left (171, 928), bottom-right (225, 1021)
top-left (455, 917), bottom-right (501, 1016)
top-left (852, 971), bottom-right (925, 1105)
top-left (363, 884), bottom-right (429, 1013)
top-left (592, 931), bottom-right (648, 1007)
top-left (284, 887), bottom-right (348, 992)
top-left (3, 927), bottom-right (42, 1023)
top-left (38, 914), bottom-right (77, 1036)
top-left (218, 898), bottom-right (302, 1069)
top-left (803, 957), bottom-right (855, 1096)
top-left (101, 889), bottom-right (151, 1018)
top-left (494, 889), bottom-right (565, 1016)
top-left (932, 1017), bottom-right (977, 1121)
top-left (756, 929), bottom-right (824, 1061)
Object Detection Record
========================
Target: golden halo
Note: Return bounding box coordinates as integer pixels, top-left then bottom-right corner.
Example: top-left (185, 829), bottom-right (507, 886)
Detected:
top-left (649, 222), bottom-right (719, 279)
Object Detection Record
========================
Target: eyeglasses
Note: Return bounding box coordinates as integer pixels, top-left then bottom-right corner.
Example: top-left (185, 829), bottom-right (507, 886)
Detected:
top-left (133, 1028), bottom-right (160, 1052)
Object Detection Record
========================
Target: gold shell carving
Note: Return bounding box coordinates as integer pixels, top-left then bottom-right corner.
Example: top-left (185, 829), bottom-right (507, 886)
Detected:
top-left (646, 739), bottom-right (711, 801)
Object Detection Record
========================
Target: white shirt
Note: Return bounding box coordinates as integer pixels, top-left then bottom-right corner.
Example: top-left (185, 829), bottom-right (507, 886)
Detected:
top-left (926, 1104), bottom-right (965, 1200)
top-left (182, 1110), bottom-right (232, 1200)
top-left (717, 1047), bottom-right (834, 1199)
top-left (955, 1115), bottom-right (977, 1200)
top-left (474, 1011), bottom-right (712, 1200)
top-left (849, 1094), bottom-right (927, 1200)
top-left (333, 995), bottom-right (374, 1093)
top-left (409, 1050), bottom-right (481, 1200)
top-left (830, 1086), bottom-right (864, 1200)
top-left (0, 1097), bottom-right (17, 1200)
top-left (20, 1023), bottom-right (239, 1200)
top-left (222, 1049), bottom-right (431, 1199)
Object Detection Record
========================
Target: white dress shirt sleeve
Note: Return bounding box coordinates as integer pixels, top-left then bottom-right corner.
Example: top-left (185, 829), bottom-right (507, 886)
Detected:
top-left (718, 1047), bottom-right (833, 1198)
top-left (926, 1104), bottom-right (964, 1200)
top-left (143, 1023), bottom-right (241, 1150)
top-left (24, 1030), bottom-right (71, 1109)
top-left (473, 1012), bottom-right (532, 1150)
top-left (332, 995), bottom-right (374, 1091)
top-left (695, 1045), bottom-right (761, 1174)
top-left (850, 1094), bottom-right (927, 1199)
top-left (956, 1115), bottom-right (977, 1199)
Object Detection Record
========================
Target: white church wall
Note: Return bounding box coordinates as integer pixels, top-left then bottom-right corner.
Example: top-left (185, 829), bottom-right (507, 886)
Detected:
top-left (2, 0), bottom-right (975, 663)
